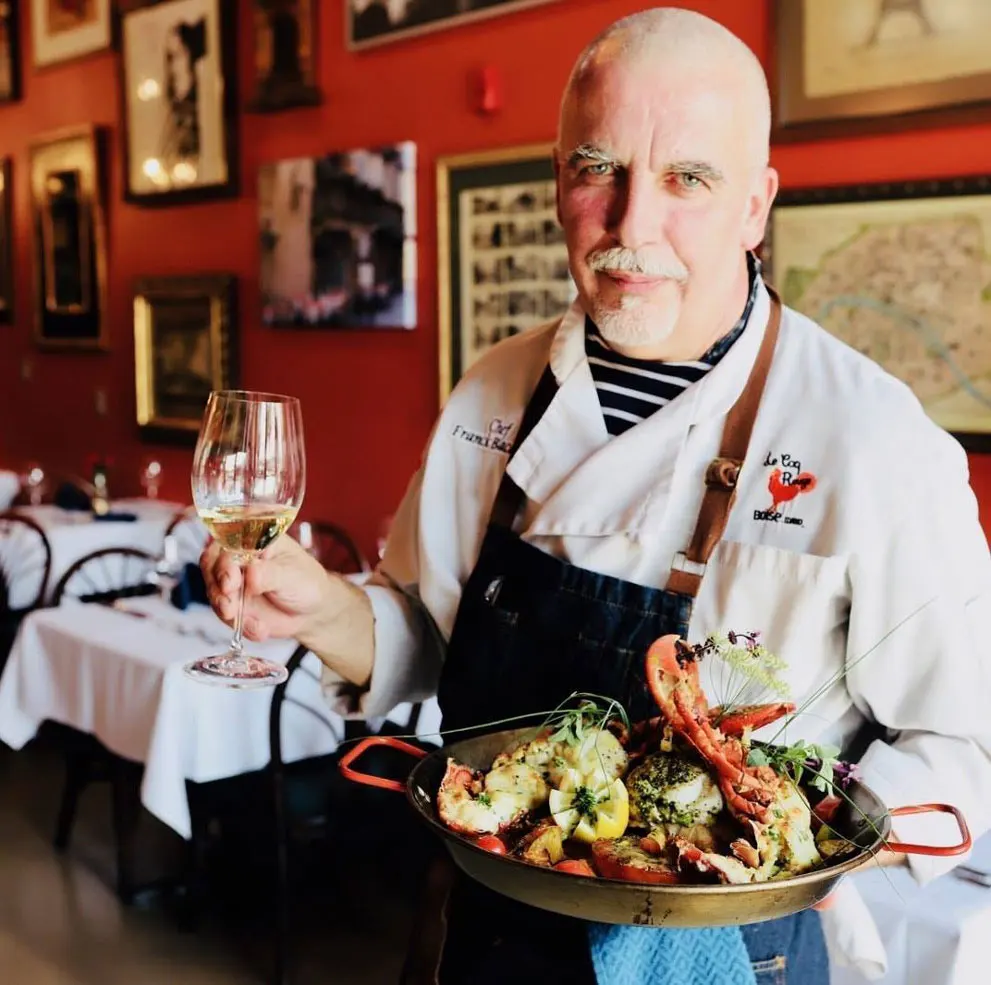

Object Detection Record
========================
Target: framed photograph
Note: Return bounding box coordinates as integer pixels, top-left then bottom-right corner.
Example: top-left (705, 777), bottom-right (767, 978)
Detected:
top-left (0, 159), bottom-right (11, 324)
top-left (29, 126), bottom-right (108, 351)
top-left (249, 0), bottom-right (320, 112)
top-left (348, 0), bottom-right (561, 50)
top-left (259, 142), bottom-right (417, 329)
top-left (120, 0), bottom-right (237, 205)
top-left (764, 176), bottom-right (991, 451)
top-left (32, 0), bottom-right (112, 68)
top-left (437, 144), bottom-right (576, 402)
top-left (774, 0), bottom-right (991, 140)
top-left (133, 274), bottom-right (236, 440)
top-left (0, 1), bottom-right (20, 102)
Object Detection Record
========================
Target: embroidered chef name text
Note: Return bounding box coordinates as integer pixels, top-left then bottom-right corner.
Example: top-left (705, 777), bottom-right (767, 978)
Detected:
top-left (451, 418), bottom-right (516, 454)
top-left (753, 509), bottom-right (804, 527)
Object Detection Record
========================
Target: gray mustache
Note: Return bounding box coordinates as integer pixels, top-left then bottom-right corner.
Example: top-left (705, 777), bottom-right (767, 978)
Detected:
top-left (588, 248), bottom-right (688, 282)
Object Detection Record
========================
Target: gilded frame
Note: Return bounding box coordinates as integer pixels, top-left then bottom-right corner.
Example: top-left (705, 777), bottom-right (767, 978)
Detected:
top-left (764, 175), bottom-right (991, 452)
top-left (32, 0), bottom-right (112, 68)
top-left (133, 273), bottom-right (237, 441)
top-left (774, 0), bottom-right (991, 141)
top-left (29, 126), bottom-right (109, 351)
top-left (437, 143), bottom-right (575, 404)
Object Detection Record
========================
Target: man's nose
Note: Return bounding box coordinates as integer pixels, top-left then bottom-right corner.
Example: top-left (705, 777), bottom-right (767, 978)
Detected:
top-left (608, 172), bottom-right (665, 249)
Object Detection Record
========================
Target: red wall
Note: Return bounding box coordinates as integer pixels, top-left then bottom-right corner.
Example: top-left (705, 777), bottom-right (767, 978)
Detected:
top-left (2, 0), bottom-right (989, 557)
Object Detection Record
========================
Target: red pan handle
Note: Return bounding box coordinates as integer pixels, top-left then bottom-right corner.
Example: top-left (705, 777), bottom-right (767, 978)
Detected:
top-left (339, 735), bottom-right (428, 792)
top-left (882, 804), bottom-right (972, 856)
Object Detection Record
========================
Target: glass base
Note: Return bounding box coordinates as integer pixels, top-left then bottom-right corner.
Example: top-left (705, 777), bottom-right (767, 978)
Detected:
top-left (183, 653), bottom-right (288, 689)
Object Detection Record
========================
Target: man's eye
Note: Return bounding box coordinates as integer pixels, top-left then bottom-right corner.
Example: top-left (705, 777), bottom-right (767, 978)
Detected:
top-left (677, 173), bottom-right (705, 189)
top-left (581, 162), bottom-right (615, 177)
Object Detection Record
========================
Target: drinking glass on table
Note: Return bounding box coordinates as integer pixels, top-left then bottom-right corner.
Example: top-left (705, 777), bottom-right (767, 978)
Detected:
top-left (184, 390), bottom-right (306, 688)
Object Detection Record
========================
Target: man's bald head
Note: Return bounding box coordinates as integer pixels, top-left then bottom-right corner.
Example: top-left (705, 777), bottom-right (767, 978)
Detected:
top-left (558, 8), bottom-right (771, 170)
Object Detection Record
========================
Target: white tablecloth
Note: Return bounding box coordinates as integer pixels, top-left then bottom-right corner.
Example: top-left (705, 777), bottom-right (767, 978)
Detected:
top-left (11, 498), bottom-right (183, 604)
top-left (0, 596), bottom-right (440, 838)
top-left (0, 470), bottom-right (18, 510)
top-left (828, 835), bottom-right (991, 985)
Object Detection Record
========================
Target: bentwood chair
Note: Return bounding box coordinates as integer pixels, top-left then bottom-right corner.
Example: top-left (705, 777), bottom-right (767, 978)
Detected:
top-left (0, 511), bottom-right (52, 669)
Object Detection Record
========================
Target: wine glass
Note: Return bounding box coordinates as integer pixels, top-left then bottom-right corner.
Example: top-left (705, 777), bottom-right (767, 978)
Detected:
top-left (184, 390), bottom-right (306, 689)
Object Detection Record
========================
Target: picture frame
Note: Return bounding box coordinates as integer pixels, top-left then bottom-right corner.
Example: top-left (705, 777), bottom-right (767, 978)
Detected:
top-left (0, 0), bottom-right (21, 102)
top-left (764, 175), bottom-right (991, 452)
top-left (133, 273), bottom-right (237, 441)
top-left (32, 0), bottom-right (112, 68)
top-left (348, 0), bottom-right (561, 51)
top-left (436, 143), bottom-right (576, 402)
top-left (248, 0), bottom-right (321, 112)
top-left (0, 159), bottom-right (11, 324)
top-left (119, 0), bottom-right (238, 205)
top-left (259, 142), bottom-right (417, 330)
top-left (29, 126), bottom-right (108, 351)
top-left (774, 0), bottom-right (991, 141)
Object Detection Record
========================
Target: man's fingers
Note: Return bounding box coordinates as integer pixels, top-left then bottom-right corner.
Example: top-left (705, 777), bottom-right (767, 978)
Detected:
top-left (811, 893), bottom-right (837, 911)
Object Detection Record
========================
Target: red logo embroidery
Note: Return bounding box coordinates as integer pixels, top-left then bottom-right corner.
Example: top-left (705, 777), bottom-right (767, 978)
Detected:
top-left (767, 467), bottom-right (817, 513)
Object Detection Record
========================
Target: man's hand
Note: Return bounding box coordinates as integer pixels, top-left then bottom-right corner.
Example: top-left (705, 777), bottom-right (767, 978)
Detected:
top-left (812, 849), bottom-right (906, 910)
top-left (201, 534), bottom-right (331, 642)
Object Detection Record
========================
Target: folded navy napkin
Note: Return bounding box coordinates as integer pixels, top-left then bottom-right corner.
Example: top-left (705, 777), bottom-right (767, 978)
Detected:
top-left (92, 511), bottom-right (138, 522)
top-left (170, 562), bottom-right (209, 610)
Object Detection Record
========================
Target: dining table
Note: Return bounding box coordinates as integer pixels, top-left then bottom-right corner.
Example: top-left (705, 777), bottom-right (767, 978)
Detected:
top-left (0, 594), bottom-right (440, 839)
top-left (9, 497), bottom-right (184, 605)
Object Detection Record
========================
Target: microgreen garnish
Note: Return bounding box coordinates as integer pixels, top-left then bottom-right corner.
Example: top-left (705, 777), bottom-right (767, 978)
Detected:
top-left (475, 792), bottom-right (491, 807)
top-left (747, 740), bottom-right (857, 793)
top-left (544, 692), bottom-right (630, 748)
top-left (698, 630), bottom-right (791, 716)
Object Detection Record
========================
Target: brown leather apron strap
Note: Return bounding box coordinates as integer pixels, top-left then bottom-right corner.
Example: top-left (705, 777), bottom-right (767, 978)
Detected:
top-left (489, 365), bottom-right (559, 530)
top-left (665, 288), bottom-right (783, 598)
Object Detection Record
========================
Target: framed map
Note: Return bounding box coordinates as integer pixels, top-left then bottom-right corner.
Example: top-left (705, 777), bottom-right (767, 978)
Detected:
top-left (765, 177), bottom-right (991, 451)
top-left (774, 0), bottom-right (991, 140)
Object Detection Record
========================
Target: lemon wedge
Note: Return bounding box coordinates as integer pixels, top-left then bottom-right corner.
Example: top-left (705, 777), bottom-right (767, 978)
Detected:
top-left (549, 777), bottom-right (629, 844)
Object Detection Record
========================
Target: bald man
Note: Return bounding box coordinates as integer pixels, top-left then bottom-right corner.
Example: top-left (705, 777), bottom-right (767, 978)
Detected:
top-left (204, 8), bottom-right (991, 984)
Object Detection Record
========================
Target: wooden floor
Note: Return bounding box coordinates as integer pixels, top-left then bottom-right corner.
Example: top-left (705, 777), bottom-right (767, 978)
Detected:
top-left (0, 740), bottom-right (422, 985)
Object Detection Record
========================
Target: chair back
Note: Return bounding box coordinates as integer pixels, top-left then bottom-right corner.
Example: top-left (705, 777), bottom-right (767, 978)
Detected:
top-left (52, 547), bottom-right (158, 605)
top-left (164, 506), bottom-right (209, 566)
top-left (0, 511), bottom-right (53, 613)
top-left (297, 520), bottom-right (370, 575)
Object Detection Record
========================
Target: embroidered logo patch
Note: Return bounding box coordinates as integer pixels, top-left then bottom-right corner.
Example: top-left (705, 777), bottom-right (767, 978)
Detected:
top-left (753, 452), bottom-right (816, 527)
top-left (451, 417), bottom-right (517, 454)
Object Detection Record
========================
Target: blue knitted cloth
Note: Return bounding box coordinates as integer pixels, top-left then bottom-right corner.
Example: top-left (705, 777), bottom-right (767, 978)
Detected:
top-left (588, 924), bottom-right (757, 985)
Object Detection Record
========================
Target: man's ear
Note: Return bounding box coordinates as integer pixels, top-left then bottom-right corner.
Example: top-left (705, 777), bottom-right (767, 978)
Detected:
top-left (742, 166), bottom-right (779, 252)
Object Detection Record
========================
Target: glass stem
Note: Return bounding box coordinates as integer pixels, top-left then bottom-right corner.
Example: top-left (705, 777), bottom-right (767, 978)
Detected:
top-left (230, 559), bottom-right (248, 657)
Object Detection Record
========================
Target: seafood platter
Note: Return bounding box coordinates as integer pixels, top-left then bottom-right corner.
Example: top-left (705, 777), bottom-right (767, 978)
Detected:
top-left (340, 633), bottom-right (970, 926)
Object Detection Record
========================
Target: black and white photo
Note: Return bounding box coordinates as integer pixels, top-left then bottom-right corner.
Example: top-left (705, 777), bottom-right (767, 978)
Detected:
top-left (437, 146), bottom-right (576, 400)
top-left (121, 0), bottom-right (237, 204)
top-left (348, 0), bottom-right (560, 49)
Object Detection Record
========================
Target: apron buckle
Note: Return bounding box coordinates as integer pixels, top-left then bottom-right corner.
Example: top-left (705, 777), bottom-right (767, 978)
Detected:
top-left (705, 457), bottom-right (741, 489)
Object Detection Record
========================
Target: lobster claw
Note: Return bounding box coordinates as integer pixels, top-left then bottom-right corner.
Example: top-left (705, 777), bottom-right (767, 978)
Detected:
top-left (710, 702), bottom-right (796, 738)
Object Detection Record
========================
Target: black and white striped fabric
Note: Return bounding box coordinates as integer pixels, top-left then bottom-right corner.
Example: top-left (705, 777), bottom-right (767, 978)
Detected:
top-left (586, 256), bottom-right (761, 437)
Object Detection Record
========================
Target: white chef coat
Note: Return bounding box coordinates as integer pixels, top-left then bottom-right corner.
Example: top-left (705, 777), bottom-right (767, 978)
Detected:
top-left (330, 281), bottom-right (991, 896)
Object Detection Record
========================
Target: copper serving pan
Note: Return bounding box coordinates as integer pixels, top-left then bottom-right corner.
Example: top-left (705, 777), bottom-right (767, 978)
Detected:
top-left (340, 726), bottom-right (971, 927)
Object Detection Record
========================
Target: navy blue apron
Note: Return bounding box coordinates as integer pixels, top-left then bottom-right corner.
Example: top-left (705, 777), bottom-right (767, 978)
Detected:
top-left (406, 291), bottom-right (828, 985)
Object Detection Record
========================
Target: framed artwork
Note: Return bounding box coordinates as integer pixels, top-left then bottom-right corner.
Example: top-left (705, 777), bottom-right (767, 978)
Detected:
top-left (774, 0), bottom-right (991, 140)
top-left (120, 0), bottom-right (237, 205)
top-left (436, 144), bottom-right (576, 402)
top-left (249, 0), bottom-right (320, 112)
top-left (348, 0), bottom-right (561, 50)
top-left (133, 273), bottom-right (236, 440)
top-left (0, 159), bottom-right (11, 324)
top-left (29, 126), bottom-right (108, 351)
top-left (0, 1), bottom-right (20, 102)
top-left (764, 176), bottom-right (991, 451)
top-left (32, 0), bottom-right (112, 68)
top-left (258, 142), bottom-right (417, 329)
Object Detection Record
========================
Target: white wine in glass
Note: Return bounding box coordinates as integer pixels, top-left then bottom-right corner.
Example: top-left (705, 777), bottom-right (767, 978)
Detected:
top-left (185, 390), bottom-right (306, 688)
